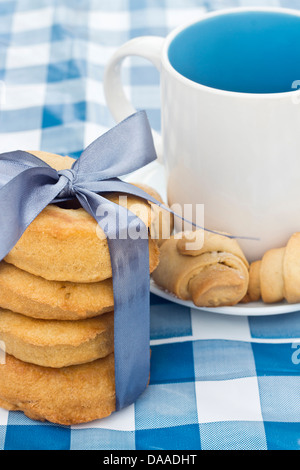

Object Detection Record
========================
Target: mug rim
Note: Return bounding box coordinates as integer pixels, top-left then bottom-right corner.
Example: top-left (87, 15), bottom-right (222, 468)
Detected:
top-left (161, 6), bottom-right (300, 100)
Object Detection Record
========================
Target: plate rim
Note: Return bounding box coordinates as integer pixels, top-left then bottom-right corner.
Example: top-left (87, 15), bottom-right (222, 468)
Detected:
top-left (150, 280), bottom-right (300, 316)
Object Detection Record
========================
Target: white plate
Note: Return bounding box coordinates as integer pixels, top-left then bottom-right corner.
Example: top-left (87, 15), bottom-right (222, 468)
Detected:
top-left (150, 280), bottom-right (300, 316)
top-left (125, 161), bottom-right (300, 317)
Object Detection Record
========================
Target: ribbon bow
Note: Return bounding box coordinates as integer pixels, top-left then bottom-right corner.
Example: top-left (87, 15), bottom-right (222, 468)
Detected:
top-left (0, 111), bottom-right (164, 411)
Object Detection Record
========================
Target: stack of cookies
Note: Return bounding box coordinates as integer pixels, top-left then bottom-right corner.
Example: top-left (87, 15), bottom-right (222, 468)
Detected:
top-left (0, 151), bottom-right (160, 425)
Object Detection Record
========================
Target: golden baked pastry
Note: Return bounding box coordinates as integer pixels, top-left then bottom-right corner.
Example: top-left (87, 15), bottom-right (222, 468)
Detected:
top-left (4, 151), bottom-right (159, 283)
top-left (241, 260), bottom-right (261, 303)
top-left (5, 226), bottom-right (159, 283)
top-left (0, 353), bottom-right (115, 425)
top-left (246, 232), bottom-right (300, 304)
top-left (152, 229), bottom-right (249, 307)
top-left (0, 308), bottom-right (114, 368)
top-left (133, 183), bottom-right (174, 246)
top-left (0, 262), bottom-right (114, 320)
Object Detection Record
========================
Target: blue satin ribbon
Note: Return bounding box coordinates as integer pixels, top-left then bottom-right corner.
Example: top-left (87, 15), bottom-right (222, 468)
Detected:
top-left (0, 111), bottom-right (167, 411)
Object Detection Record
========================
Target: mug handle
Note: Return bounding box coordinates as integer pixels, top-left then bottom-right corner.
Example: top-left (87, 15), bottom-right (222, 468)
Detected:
top-left (103, 36), bottom-right (165, 163)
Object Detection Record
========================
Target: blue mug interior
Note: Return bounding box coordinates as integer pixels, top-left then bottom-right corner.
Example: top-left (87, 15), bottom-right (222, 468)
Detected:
top-left (168, 10), bottom-right (300, 94)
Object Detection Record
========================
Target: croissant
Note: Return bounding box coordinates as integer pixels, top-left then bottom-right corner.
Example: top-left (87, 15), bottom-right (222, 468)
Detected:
top-left (245, 232), bottom-right (300, 303)
top-left (152, 230), bottom-right (249, 307)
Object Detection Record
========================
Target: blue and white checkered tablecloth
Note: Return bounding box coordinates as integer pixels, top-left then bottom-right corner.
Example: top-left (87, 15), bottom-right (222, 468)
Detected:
top-left (0, 0), bottom-right (299, 451)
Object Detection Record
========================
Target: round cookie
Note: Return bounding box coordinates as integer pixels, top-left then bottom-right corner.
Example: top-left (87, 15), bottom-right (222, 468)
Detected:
top-left (0, 308), bottom-right (114, 368)
top-left (0, 353), bottom-right (116, 425)
top-left (133, 182), bottom-right (174, 246)
top-left (0, 261), bottom-right (114, 320)
top-left (4, 151), bottom-right (159, 283)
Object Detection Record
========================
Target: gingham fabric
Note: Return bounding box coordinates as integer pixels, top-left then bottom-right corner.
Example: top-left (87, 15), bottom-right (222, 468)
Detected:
top-left (0, 0), bottom-right (300, 451)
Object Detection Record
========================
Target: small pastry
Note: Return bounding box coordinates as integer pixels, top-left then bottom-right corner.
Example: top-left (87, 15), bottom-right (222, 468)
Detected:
top-left (0, 262), bottom-right (114, 320)
top-left (246, 232), bottom-right (300, 304)
top-left (152, 229), bottom-right (249, 307)
top-left (0, 308), bottom-right (114, 368)
top-left (0, 353), bottom-right (115, 425)
top-left (133, 183), bottom-right (174, 246)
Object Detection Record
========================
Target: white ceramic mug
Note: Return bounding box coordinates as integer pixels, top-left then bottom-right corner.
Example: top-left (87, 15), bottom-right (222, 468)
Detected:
top-left (103, 7), bottom-right (300, 261)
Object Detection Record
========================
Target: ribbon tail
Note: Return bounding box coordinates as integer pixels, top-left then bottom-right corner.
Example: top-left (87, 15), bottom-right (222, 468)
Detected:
top-left (0, 166), bottom-right (67, 260)
top-left (74, 179), bottom-right (260, 241)
top-left (112, 182), bottom-right (261, 241)
top-left (75, 188), bottom-right (150, 410)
